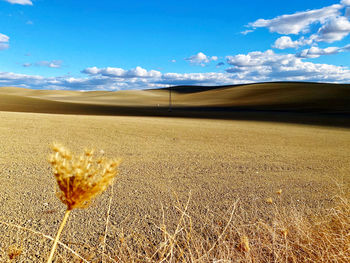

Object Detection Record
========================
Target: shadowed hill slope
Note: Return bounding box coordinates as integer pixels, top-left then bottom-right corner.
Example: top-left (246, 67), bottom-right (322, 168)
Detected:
top-left (0, 82), bottom-right (349, 127)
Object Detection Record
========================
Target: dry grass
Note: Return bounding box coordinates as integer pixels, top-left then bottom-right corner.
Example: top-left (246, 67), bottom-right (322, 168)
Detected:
top-left (2, 189), bottom-right (350, 262)
top-left (92, 190), bottom-right (350, 262)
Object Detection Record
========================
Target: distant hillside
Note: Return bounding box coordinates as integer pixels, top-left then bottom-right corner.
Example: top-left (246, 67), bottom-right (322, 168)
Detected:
top-left (0, 82), bottom-right (349, 127)
top-left (164, 82), bottom-right (350, 113)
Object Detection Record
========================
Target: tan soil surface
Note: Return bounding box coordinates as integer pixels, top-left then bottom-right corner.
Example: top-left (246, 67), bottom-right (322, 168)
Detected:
top-left (0, 111), bottom-right (349, 261)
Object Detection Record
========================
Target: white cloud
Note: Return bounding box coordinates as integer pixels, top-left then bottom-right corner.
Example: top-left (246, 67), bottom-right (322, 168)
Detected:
top-left (159, 72), bottom-right (233, 86)
top-left (185, 52), bottom-right (218, 66)
top-left (82, 66), bottom-right (100, 75)
top-left (297, 46), bottom-right (340, 58)
top-left (0, 66), bottom-right (236, 90)
top-left (0, 33), bottom-right (9, 50)
top-left (127, 66), bottom-right (162, 78)
top-left (248, 3), bottom-right (350, 45)
top-left (313, 16), bottom-right (350, 42)
top-left (226, 50), bottom-right (297, 67)
top-left (22, 60), bottom-right (63, 68)
top-left (35, 60), bottom-right (62, 68)
top-left (341, 0), bottom-right (350, 6)
top-left (0, 33), bottom-right (9, 43)
top-left (82, 66), bottom-right (161, 78)
top-left (226, 49), bottom-right (350, 82)
top-left (2, 54), bottom-right (350, 91)
top-left (5, 0), bottom-right (33, 5)
top-left (273, 36), bottom-right (299, 49)
top-left (296, 43), bottom-right (350, 58)
top-left (273, 36), bottom-right (313, 49)
top-left (248, 4), bottom-right (342, 34)
top-left (241, 29), bottom-right (254, 35)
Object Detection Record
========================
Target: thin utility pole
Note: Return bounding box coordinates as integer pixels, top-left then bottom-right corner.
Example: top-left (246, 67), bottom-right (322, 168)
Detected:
top-left (168, 86), bottom-right (172, 112)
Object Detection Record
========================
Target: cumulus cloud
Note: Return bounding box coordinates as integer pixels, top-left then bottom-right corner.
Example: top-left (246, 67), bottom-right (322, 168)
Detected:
top-left (226, 50), bottom-right (296, 67)
top-left (5, 0), bottom-right (33, 5)
top-left (341, 0), bottom-right (350, 6)
top-left (313, 16), bottom-right (350, 42)
top-left (0, 33), bottom-right (9, 50)
top-left (158, 72), bottom-right (234, 86)
top-left (0, 67), bottom-right (237, 91)
top-left (2, 54), bottom-right (350, 91)
top-left (297, 43), bottom-right (350, 58)
top-left (82, 66), bottom-right (162, 78)
top-left (297, 46), bottom-right (340, 58)
top-left (225, 49), bottom-right (350, 82)
top-left (273, 36), bottom-right (299, 49)
top-left (273, 36), bottom-right (313, 49)
top-left (248, 4), bottom-right (342, 35)
top-left (185, 52), bottom-right (218, 66)
top-left (247, 3), bottom-right (350, 45)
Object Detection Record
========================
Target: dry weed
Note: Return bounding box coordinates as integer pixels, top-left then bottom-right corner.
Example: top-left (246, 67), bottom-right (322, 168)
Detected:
top-left (102, 191), bottom-right (350, 262)
top-left (7, 244), bottom-right (22, 260)
top-left (47, 143), bottom-right (120, 263)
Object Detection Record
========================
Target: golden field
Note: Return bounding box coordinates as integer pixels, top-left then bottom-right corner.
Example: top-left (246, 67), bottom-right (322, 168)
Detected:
top-left (0, 83), bottom-right (350, 262)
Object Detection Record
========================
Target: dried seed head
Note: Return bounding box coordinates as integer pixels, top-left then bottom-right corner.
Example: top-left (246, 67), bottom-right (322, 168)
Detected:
top-left (84, 148), bottom-right (94, 157)
top-left (7, 245), bottom-right (22, 260)
top-left (281, 228), bottom-right (288, 238)
top-left (238, 235), bottom-right (250, 252)
top-left (49, 143), bottom-right (121, 210)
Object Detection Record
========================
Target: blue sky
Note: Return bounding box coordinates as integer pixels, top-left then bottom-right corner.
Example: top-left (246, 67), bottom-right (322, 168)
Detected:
top-left (0, 0), bottom-right (350, 90)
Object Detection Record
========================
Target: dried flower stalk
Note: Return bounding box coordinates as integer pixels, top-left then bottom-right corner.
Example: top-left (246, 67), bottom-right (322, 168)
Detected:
top-left (47, 143), bottom-right (120, 263)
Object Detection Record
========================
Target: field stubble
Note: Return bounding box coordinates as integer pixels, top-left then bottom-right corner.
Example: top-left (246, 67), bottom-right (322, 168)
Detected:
top-left (0, 111), bottom-right (349, 261)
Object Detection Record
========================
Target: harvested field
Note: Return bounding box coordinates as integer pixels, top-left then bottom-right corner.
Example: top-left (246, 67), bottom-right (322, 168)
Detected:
top-left (0, 110), bottom-right (349, 261)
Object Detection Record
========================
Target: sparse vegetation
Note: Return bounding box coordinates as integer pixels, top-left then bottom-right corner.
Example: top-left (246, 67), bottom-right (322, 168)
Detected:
top-left (1, 185), bottom-right (350, 262)
top-left (0, 111), bottom-right (349, 262)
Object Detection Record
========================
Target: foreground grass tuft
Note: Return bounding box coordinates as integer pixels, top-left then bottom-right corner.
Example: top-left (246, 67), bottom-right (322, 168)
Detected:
top-left (101, 193), bottom-right (350, 262)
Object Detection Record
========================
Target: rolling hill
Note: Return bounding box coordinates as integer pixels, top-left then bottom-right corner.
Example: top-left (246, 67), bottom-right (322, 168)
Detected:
top-left (0, 82), bottom-right (349, 126)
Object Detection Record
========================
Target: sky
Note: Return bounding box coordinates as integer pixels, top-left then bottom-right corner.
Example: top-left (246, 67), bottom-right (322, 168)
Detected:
top-left (0, 0), bottom-right (350, 90)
